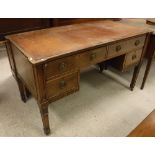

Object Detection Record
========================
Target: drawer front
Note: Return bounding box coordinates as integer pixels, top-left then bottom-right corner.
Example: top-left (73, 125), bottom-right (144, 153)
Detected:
top-left (107, 35), bottom-right (146, 59)
top-left (78, 46), bottom-right (107, 68)
top-left (46, 71), bottom-right (79, 99)
top-left (108, 40), bottom-right (127, 58)
top-left (127, 35), bottom-right (146, 51)
top-left (124, 49), bottom-right (143, 67)
top-left (44, 55), bottom-right (78, 80)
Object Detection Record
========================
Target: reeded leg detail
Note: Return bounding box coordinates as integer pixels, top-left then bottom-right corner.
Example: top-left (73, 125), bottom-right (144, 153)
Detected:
top-left (38, 102), bottom-right (51, 135)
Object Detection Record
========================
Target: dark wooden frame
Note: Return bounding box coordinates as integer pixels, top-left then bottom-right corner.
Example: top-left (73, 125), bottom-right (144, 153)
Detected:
top-left (141, 34), bottom-right (155, 89)
top-left (0, 18), bottom-right (51, 41)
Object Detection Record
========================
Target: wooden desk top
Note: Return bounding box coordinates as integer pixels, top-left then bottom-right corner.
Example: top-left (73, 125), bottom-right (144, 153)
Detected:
top-left (120, 19), bottom-right (155, 33)
top-left (6, 20), bottom-right (150, 64)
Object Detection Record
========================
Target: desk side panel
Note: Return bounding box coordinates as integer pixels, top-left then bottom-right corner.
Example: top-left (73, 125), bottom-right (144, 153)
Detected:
top-left (11, 43), bottom-right (37, 99)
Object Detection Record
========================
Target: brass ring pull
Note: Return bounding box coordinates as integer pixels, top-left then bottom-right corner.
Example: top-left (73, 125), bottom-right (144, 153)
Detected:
top-left (59, 80), bottom-right (66, 89)
top-left (135, 40), bottom-right (140, 46)
top-left (59, 62), bottom-right (66, 71)
top-left (132, 54), bottom-right (137, 60)
top-left (116, 45), bottom-right (121, 52)
top-left (90, 53), bottom-right (96, 60)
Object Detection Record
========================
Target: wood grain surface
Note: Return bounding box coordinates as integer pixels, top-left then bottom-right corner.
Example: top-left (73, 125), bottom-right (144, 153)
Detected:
top-left (6, 20), bottom-right (150, 64)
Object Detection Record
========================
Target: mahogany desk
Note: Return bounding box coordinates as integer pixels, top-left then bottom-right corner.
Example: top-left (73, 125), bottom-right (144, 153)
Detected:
top-left (5, 20), bottom-right (150, 135)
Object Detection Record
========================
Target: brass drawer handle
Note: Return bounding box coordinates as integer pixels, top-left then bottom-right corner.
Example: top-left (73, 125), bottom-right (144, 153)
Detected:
top-left (59, 62), bottom-right (66, 71)
top-left (135, 40), bottom-right (140, 46)
top-left (59, 80), bottom-right (66, 89)
top-left (116, 45), bottom-right (121, 52)
top-left (90, 53), bottom-right (96, 60)
top-left (132, 54), bottom-right (137, 60)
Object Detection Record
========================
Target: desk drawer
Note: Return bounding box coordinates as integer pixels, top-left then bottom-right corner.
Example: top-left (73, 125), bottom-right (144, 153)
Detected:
top-left (124, 49), bottom-right (143, 67)
top-left (127, 35), bottom-right (146, 51)
top-left (108, 49), bottom-right (143, 71)
top-left (78, 46), bottom-right (107, 68)
top-left (107, 35), bottom-right (146, 58)
top-left (44, 55), bottom-right (78, 80)
top-left (108, 40), bottom-right (127, 58)
top-left (46, 71), bottom-right (79, 99)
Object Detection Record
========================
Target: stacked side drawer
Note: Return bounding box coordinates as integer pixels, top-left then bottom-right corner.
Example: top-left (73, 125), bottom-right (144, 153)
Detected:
top-left (108, 34), bottom-right (146, 71)
top-left (44, 55), bottom-right (79, 100)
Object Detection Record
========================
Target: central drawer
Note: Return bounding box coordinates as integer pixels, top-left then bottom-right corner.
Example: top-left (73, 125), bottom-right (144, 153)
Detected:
top-left (78, 46), bottom-right (107, 68)
top-left (108, 40), bottom-right (127, 58)
top-left (46, 71), bottom-right (79, 99)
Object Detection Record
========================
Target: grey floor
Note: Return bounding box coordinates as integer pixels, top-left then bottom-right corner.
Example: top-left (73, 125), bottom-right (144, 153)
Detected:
top-left (0, 45), bottom-right (155, 137)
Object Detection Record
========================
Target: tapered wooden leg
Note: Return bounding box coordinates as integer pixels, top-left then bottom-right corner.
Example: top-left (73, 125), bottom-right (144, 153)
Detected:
top-left (17, 78), bottom-right (27, 102)
top-left (38, 102), bottom-right (50, 135)
top-left (141, 35), bottom-right (155, 89)
top-left (130, 62), bottom-right (143, 91)
top-left (130, 33), bottom-right (152, 91)
top-left (141, 58), bottom-right (154, 89)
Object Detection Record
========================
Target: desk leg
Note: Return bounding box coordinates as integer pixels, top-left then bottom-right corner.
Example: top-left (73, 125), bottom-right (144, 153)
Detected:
top-left (141, 57), bottom-right (154, 89)
top-left (141, 35), bottom-right (155, 89)
top-left (38, 102), bottom-right (50, 135)
top-left (17, 77), bottom-right (31, 102)
top-left (130, 33), bottom-right (152, 90)
top-left (130, 61), bottom-right (143, 91)
top-left (25, 86), bottom-right (31, 98)
top-left (141, 60), bottom-right (150, 89)
top-left (17, 78), bottom-right (27, 102)
top-left (98, 62), bottom-right (108, 73)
